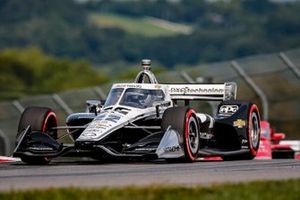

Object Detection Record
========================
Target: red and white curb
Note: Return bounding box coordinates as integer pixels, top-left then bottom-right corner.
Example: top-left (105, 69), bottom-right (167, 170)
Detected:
top-left (0, 156), bottom-right (21, 163)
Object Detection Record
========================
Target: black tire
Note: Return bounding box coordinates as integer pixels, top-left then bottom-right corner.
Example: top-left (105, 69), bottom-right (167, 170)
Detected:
top-left (222, 104), bottom-right (261, 161)
top-left (18, 107), bottom-right (58, 138)
top-left (17, 106), bottom-right (58, 165)
top-left (162, 107), bottom-right (200, 162)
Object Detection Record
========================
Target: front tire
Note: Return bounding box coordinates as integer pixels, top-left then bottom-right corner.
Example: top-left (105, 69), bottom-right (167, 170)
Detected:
top-left (162, 107), bottom-right (200, 162)
top-left (17, 106), bottom-right (58, 165)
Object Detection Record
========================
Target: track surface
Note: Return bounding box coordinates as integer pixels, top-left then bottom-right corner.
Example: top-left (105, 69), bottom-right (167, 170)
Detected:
top-left (1, 159), bottom-right (300, 191)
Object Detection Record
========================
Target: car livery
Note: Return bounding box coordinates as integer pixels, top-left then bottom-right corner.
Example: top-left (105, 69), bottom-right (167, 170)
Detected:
top-left (14, 59), bottom-right (261, 164)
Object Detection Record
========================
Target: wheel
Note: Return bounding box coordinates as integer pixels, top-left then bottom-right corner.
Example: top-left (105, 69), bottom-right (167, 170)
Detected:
top-left (162, 107), bottom-right (200, 162)
top-left (222, 104), bottom-right (260, 160)
top-left (247, 104), bottom-right (260, 159)
top-left (18, 107), bottom-right (58, 138)
top-left (17, 106), bottom-right (58, 165)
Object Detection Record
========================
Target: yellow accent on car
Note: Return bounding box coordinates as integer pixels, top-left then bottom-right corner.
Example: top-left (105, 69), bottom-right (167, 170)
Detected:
top-left (233, 119), bottom-right (246, 128)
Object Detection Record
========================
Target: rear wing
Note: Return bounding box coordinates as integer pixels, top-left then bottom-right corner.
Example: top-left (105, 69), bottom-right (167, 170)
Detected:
top-left (166, 82), bottom-right (237, 101)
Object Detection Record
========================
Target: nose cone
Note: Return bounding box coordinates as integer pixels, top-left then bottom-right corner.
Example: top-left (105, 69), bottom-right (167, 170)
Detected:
top-left (77, 113), bottom-right (122, 141)
top-left (76, 106), bottom-right (148, 142)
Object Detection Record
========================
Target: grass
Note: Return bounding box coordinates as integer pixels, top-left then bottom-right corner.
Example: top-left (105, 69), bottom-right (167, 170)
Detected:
top-left (0, 179), bottom-right (299, 200)
top-left (89, 13), bottom-right (192, 37)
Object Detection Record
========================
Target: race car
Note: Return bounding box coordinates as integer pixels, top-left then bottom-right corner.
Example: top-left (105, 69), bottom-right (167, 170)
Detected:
top-left (13, 59), bottom-right (261, 164)
top-left (256, 121), bottom-right (273, 159)
top-left (274, 140), bottom-right (300, 160)
top-left (256, 121), bottom-right (300, 160)
top-left (271, 129), bottom-right (300, 159)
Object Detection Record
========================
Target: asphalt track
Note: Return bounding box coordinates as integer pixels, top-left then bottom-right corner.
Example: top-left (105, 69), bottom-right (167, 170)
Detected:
top-left (0, 159), bottom-right (300, 191)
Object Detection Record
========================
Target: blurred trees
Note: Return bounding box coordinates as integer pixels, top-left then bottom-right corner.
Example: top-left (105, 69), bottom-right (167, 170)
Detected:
top-left (1, 0), bottom-right (300, 67)
top-left (0, 47), bottom-right (107, 100)
top-left (84, 0), bottom-right (300, 66)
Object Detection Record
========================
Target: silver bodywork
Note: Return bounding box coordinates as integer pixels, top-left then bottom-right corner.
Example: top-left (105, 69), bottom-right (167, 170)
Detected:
top-left (14, 60), bottom-right (249, 162)
top-left (74, 58), bottom-right (238, 158)
top-left (156, 127), bottom-right (184, 158)
top-left (77, 83), bottom-right (172, 142)
top-left (76, 80), bottom-right (236, 158)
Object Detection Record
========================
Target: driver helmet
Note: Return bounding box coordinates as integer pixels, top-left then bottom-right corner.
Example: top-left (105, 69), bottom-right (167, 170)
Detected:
top-left (126, 91), bottom-right (147, 105)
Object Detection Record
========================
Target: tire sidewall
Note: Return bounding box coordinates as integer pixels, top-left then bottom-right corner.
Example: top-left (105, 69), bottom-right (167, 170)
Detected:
top-left (18, 107), bottom-right (58, 139)
top-left (184, 109), bottom-right (200, 161)
top-left (247, 104), bottom-right (261, 157)
top-left (162, 107), bottom-right (200, 162)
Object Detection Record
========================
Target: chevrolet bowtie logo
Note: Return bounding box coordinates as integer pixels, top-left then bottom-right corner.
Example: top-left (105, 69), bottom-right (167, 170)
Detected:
top-left (233, 119), bottom-right (246, 128)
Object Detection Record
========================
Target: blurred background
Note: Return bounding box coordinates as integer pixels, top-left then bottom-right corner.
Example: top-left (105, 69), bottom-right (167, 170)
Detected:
top-left (0, 0), bottom-right (299, 155)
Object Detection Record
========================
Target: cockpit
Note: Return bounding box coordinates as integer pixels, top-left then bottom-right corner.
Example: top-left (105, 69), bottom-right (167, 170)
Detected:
top-left (104, 87), bottom-right (165, 109)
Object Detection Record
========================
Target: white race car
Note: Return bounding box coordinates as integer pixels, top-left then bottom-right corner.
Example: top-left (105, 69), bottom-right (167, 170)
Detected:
top-left (14, 59), bottom-right (261, 164)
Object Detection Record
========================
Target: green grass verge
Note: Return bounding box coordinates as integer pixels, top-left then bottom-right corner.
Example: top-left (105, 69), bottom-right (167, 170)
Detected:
top-left (89, 13), bottom-right (190, 37)
top-left (1, 179), bottom-right (299, 200)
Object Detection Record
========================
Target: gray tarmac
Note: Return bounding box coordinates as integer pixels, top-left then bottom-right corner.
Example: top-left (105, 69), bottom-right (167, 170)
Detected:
top-left (0, 159), bottom-right (300, 191)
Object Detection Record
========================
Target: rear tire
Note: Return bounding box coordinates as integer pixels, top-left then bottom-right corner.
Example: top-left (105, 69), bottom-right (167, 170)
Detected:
top-left (162, 107), bottom-right (200, 162)
top-left (246, 104), bottom-right (260, 159)
top-left (17, 106), bottom-right (58, 165)
top-left (222, 104), bottom-right (260, 160)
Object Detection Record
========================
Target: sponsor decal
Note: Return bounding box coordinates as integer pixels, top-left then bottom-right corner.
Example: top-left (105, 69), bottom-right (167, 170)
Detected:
top-left (89, 120), bottom-right (111, 129)
top-left (28, 147), bottom-right (54, 151)
top-left (241, 139), bottom-right (248, 144)
top-left (135, 148), bottom-right (156, 151)
top-left (154, 101), bottom-right (171, 108)
top-left (81, 120), bottom-right (111, 138)
top-left (170, 86), bottom-right (224, 95)
top-left (233, 119), bottom-right (246, 128)
top-left (219, 105), bottom-right (239, 114)
top-left (115, 84), bottom-right (142, 88)
top-left (81, 132), bottom-right (98, 137)
top-left (163, 145), bottom-right (180, 152)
